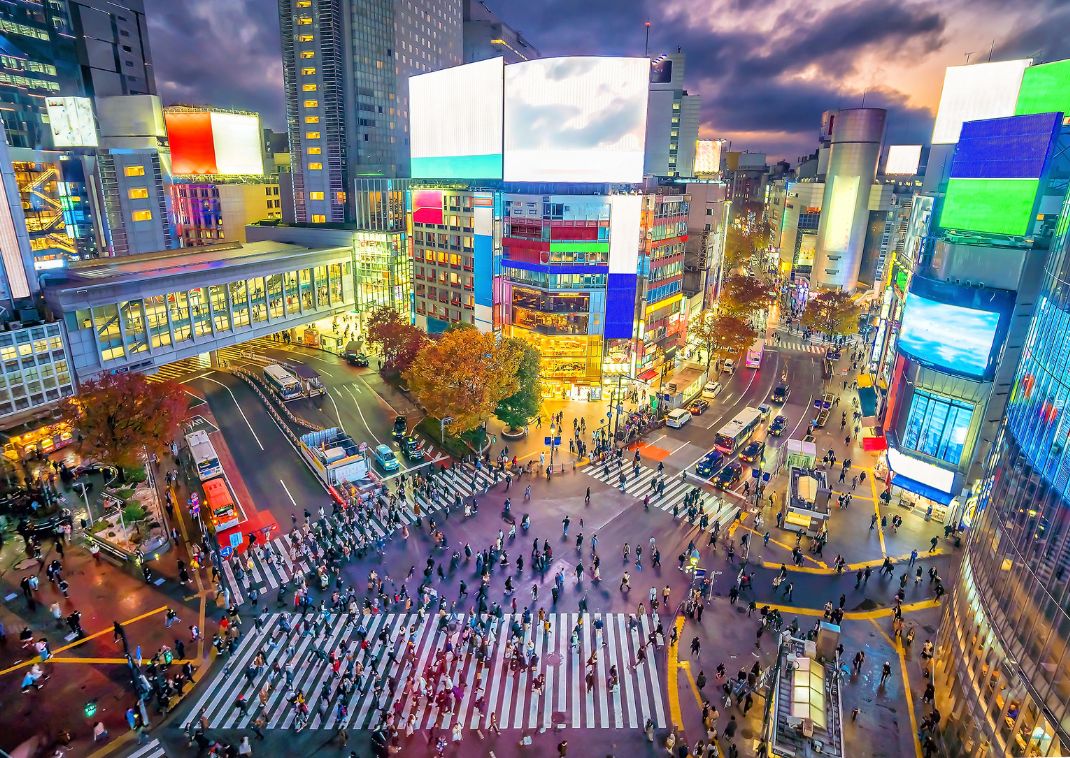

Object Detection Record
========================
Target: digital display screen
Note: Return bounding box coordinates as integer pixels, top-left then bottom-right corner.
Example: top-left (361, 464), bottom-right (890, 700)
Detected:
top-left (412, 190), bottom-right (444, 225)
top-left (931, 59), bottom-right (1031, 144)
top-left (897, 279), bottom-right (1011, 379)
top-left (46, 97), bottom-right (98, 148)
top-left (694, 139), bottom-right (722, 174)
top-left (209, 112), bottom-right (264, 175)
top-left (503, 57), bottom-right (649, 182)
top-left (166, 111), bottom-right (216, 175)
top-left (940, 177), bottom-right (1040, 236)
top-left (885, 145), bottom-right (922, 175)
top-left (410, 58), bottom-right (504, 179)
top-left (950, 112), bottom-right (1060, 180)
top-left (1016, 59), bottom-right (1070, 117)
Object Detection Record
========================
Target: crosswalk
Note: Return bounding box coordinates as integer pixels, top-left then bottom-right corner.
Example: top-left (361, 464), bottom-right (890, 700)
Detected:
top-left (122, 738), bottom-right (166, 758)
top-left (770, 336), bottom-right (827, 355)
top-left (148, 344), bottom-right (285, 383)
top-left (182, 611), bottom-right (667, 732)
top-left (584, 459), bottom-right (740, 532)
top-left (221, 464), bottom-right (499, 606)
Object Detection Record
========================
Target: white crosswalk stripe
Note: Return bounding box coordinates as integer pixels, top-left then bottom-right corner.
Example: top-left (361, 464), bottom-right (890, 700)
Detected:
top-left (121, 737), bottom-right (166, 758)
top-left (182, 611), bottom-right (667, 732)
top-left (769, 337), bottom-right (826, 355)
top-left (583, 459), bottom-right (741, 534)
top-left (219, 464), bottom-right (500, 606)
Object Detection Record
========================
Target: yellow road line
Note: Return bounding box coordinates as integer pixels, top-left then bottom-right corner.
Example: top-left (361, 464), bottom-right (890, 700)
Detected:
top-left (869, 619), bottom-right (923, 758)
top-left (87, 730), bottom-right (134, 758)
top-left (759, 598), bottom-right (940, 621)
top-left (666, 615), bottom-right (685, 731)
top-left (760, 549), bottom-right (944, 576)
top-left (736, 524), bottom-right (827, 568)
top-left (0, 605), bottom-right (168, 677)
top-left (869, 471), bottom-right (887, 557)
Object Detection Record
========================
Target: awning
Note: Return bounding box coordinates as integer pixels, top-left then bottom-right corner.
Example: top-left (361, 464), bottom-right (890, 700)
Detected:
top-left (890, 474), bottom-right (955, 505)
top-left (638, 368), bottom-right (658, 382)
top-left (857, 385), bottom-right (878, 420)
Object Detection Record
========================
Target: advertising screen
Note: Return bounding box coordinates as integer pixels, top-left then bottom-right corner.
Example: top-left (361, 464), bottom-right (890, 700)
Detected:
top-left (410, 58), bottom-right (504, 179)
top-left (896, 277), bottom-right (1012, 379)
top-left (209, 111), bottom-right (264, 175)
top-left (504, 57), bottom-right (649, 182)
top-left (693, 139), bottom-right (722, 174)
top-left (885, 145), bottom-right (922, 175)
top-left (950, 112), bottom-right (1060, 180)
top-left (1016, 59), bottom-right (1070, 117)
top-left (940, 178), bottom-right (1040, 236)
top-left (931, 59), bottom-right (1031, 144)
top-left (887, 447), bottom-right (956, 493)
top-left (412, 190), bottom-right (444, 225)
top-left (166, 111), bottom-right (217, 175)
top-left (46, 97), bottom-right (98, 147)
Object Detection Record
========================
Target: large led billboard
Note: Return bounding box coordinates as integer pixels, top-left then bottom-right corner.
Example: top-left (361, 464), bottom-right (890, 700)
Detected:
top-left (410, 58), bottom-right (504, 179)
top-left (693, 139), bottom-right (723, 175)
top-left (1015, 58), bottom-right (1070, 117)
top-left (931, 59), bottom-right (1031, 144)
top-left (896, 277), bottom-right (1012, 380)
top-left (885, 145), bottom-right (922, 175)
top-left (165, 109), bottom-right (264, 176)
top-left (46, 97), bottom-right (98, 148)
top-left (503, 57), bottom-right (649, 182)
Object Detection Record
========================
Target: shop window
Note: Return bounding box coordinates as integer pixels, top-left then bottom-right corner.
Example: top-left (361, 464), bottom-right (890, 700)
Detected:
top-left (903, 390), bottom-right (974, 465)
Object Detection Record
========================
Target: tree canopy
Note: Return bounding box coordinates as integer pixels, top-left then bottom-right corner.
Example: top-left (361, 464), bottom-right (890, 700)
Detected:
top-left (405, 329), bottom-right (523, 433)
top-left (721, 272), bottom-right (773, 317)
top-left (801, 289), bottom-right (861, 337)
top-left (365, 306), bottom-right (426, 375)
top-left (60, 372), bottom-right (186, 474)
top-left (495, 338), bottom-right (542, 431)
top-left (690, 310), bottom-right (757, 371)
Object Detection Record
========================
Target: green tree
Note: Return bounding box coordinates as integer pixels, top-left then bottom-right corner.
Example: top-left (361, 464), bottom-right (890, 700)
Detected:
top-left (495, 338), bottom-right (542, 432)
top-left (60, 372), bottom-right (186, 480)
top-left (801, 289), bottom-right (861, 338)
top-left (365, 306), bottom-right (426, 376)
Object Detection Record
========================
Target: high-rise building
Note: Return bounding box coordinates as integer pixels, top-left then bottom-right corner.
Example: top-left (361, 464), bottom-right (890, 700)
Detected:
top-left (644, 52), bottom-right (700, 179)
top-left (0, 0), bottom-right (154, 150)
top-left (278, 0), bottom-right (462, 223)
top-left (462, 0), bottom-right (537, 64)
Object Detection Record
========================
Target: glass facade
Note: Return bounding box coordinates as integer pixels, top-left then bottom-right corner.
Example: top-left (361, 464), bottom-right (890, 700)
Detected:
top-left (0, 322), bottom-right (73, 420)
top-left (938, 196), bottom-right (1070, 756)
top-left (903, 389), bottom-right (974, 465)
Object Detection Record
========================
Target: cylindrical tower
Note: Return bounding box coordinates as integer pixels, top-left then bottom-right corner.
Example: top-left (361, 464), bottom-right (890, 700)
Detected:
top-left (812, 108), bottom-right (886, 291)
top-left (936, 194), bottom-right (1070, 757)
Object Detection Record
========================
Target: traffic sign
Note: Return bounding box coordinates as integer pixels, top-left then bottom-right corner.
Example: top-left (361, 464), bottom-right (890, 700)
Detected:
top-left (544, 436), bottom-right (561, 446)
top-left (220, 546), bottom-right (233, 558)
top-left (694, 568), bottom-right (707, 581)
top-left (752, 468), bottom-right (761, 479)
top-left (762, 472), bottom-right (771, 482)
top-left (229, 532), bottom-right (242, 548)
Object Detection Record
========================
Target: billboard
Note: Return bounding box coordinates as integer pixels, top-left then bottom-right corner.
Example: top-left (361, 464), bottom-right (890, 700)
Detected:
top-left (1016, 58), bottom-right (1070, 117)
top-left (410, 57), bottom-right (504, 179)
top-left (412, 190), bottom-right (444, 225)
top-left (165, 109), bottom-right (264, 176)
top-left (931, 59), bottom-right (1031, 144)
top-left (503, 57), bottom-right (649, 182)
top-left (885, 145), bottom-right (922, 175)
top-left (693, 139), bottom-right (722, 175)
top-left (896, 277), bottom-right (1012, 379)
top-left (46, 97), bottom-right (98, 147)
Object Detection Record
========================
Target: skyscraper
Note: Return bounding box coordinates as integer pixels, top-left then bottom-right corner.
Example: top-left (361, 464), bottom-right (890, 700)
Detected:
top-left (278, 0), bottom-right (462, 223)
top-left (462, 0), bottom-right (537, 64)
top-left (644, 52), bottom-right (700, 179)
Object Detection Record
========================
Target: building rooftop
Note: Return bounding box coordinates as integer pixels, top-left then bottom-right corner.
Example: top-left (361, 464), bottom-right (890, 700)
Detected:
top-left (790, 467), bottom-right (832, 516)
top-left (769, 637), bottom-right (844, 758)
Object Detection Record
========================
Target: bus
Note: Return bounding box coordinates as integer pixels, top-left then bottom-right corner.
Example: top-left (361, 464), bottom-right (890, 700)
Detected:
top-left (714, 406), bottom-right (764, 454)
top-left (263, 364), bottom-right (303, 400)
top-left (745, 339), bottom-right (765, 369)
top-left (185, 430), bottom-right (223, 482)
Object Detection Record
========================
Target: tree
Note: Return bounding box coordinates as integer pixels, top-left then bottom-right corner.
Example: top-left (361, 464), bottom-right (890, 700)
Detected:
top-left (405, 329), bottom-right (523, 434)
top-left (703, 312), bottom-right (758, 368)
top-left (801, 289), bottom-right (861, 338)
top-left (721, 273), bottom-right (772, 317)
top-left (60, 372), bottom-right (186, 478)
top-left (495, 338), bottom-right (542, 432)
top-left (688, 310), bottom-right (720, 375)
top-left (365, 306), bottom-right (426, 376)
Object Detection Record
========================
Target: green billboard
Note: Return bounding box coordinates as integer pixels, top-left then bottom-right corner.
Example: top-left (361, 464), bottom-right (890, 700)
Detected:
top-left (939, 178), bottom-right (1040, 237)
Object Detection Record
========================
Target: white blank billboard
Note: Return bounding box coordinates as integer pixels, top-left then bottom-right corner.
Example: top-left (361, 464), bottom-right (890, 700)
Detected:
top-left (504, 57), bottom-right (649, 182)
top-left (210, 111), bottom-right (264, 175)
top-left (931, 59), bottom-right (1031, 145)
top-left (885, 145), bottom-right (922, 175)
top-left (46, 96), bottom-right (98, 147)
top-left (410, 57), bottom-right (504, 179)
top-left (693, 139), bottom-right (722, 174)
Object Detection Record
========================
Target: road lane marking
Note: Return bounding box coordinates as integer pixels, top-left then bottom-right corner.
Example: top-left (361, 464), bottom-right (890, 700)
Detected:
top-left (279, 479), bottom-right (297, 506)
top-left (666, 615), bottom-right (685, 730)
top-left (199, 375), bottom-right (264, 451)
top-left (327, 386), bottom-right (345, 430)
top-left (342, 384), bottom-right (382, 445)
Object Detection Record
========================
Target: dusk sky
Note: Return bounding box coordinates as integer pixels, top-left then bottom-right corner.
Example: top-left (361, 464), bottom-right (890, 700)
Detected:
top-left (143, 0), bottom-right (1070, 161)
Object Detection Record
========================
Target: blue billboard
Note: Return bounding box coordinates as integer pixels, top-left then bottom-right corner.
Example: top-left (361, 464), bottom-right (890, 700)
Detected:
top-left (896, 277), bottom-right (1013, 380)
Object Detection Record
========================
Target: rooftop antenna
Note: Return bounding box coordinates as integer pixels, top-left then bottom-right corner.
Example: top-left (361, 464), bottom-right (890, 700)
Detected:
top-left (988, 39), bottom-right (995, 62)
top-left (965, 51), bottom-right (976, 63)
top-left (644, 21), bottom-right (651, 57)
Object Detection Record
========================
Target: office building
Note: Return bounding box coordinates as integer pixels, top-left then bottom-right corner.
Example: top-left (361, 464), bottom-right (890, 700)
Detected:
top-left (95, 148), bottom-right (174, 257)
top-left (462, 0), bottom-right (537, 64)
top-left (725, 151), bottom-right (768, 208)
top-left (644, 52), bottom-right (700, 179)
top-left (0, 0), bottom-right (154, 150)
top-left (278, 0), bottom-right (462, 223)
top-left (682, 181), bottom-right (730, 311)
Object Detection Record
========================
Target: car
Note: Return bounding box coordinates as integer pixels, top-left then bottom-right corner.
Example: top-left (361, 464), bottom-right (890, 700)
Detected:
top-left (739, 440), bottom-right (765, 463)
top-left (400, 435), bottom-right (426, 461)
top-left (665, 408), bottom-right (693, 428)
top-left (373, 443), bottom-right (400, 472)
top-left (814, 409), bottom-right (830, 428)
top-left (722, 359), bottom-right (736, 374)
top-left (695, 450), bottom-right (724, 478)
top-left (757, 403), bottom-right (772, 420)
top-left (392, 415), bottom-right (407, 440)
top-left (701, 381), bottom-right (722, 399)
top-left (715, 462), bottom-right (743, 489)
top-left (771, 385), bottom-right (790, 404)
top-left (826, 347), bottom-right (842, 361)
top-left (343, 341), bottom-right (370, 367)
top-left (688, 398), bottom-right (710, 415)
top-left (770, 415), bottom-right (787, 436)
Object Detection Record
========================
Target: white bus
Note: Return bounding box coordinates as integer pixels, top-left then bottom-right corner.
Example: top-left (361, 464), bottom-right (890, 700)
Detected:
top-left (263, 363), bottom-right (303, 400)
top-left (745, 338), bottom-right (765, 369)
top-left (714, 406), bottom-right (764, 454)
top-left (185, 430), bottom-right (222, 482)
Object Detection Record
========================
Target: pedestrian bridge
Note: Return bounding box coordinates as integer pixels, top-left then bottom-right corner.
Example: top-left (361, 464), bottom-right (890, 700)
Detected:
top-left (43, 241), bottom-right (356, 382)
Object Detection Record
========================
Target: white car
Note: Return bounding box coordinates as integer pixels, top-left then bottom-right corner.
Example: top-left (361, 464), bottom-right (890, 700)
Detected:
top-left (722, 359), bottom-right (735, 374)
top-left (665, 408), bottom-right (693, 428)
top-left (702, 381), bottom-right (722, 399)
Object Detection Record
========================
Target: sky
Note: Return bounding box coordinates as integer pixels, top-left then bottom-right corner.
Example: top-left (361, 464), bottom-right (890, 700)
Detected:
top-left (143, 0), bottom-right (1070, 162)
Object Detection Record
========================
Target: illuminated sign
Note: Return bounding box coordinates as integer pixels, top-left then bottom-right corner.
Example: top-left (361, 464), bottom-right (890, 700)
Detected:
top-left (693, 139), bottom-right (722, 175)
top-left (941, 178), bottom-right (1040, 237)
top-left (165, 109), bottom-right (264, 176)
top-left (887, 447), bottom-right (955, 493)
top-left (46, 97), bottom-right (98, 148)
top-left (931, 59), bottom-right (1031, 144)
top-left (821, 175), bottom-right (859, 253)
top-left (210, 112), bottom-right (264, 175)
top-left (1015, 58), bottom-right (1070, 117)
top-left (503, 57), bottom-right (649, 182)
top-left (885, 145), bottom-right (922, 175)
top-left (412, 190), bottom-right (444, 225)
top-left (410, 58), bottom-right (504, 179)
top-left (949, 112), bottom-right (1061, 180)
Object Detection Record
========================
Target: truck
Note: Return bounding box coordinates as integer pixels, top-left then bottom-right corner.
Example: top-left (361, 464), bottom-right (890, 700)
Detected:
top-left (298, 427), bottom-right (369, 487)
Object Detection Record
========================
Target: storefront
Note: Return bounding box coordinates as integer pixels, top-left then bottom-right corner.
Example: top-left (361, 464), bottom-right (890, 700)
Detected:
top-left (882, 446), bottom-right (958, 523)
top-left (3, 421), bottom-right (75, 463)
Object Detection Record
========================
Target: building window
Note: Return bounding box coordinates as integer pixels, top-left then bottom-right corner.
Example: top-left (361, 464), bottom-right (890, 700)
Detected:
top-left (303, 99), bottom-right (318, 108)
top-left (131, 209), bottom-right (152, 222)
top-left (302, 83), bottom-right (317, 92)
top-left (297, 16), bottom-right (312, 25)
top-left (312, 214), bottom-right (326, 223)
top-left (127, 188), bottom-right (149, 199)
top-left (301, 67), bottom-right (316, 76)
top-left (300, 51), bottom-right (315, 59)
top-left (308, 162), bottom-right (322, 170)
top-left (307, 147), bottom-right (321, 155)
top-left (306, 131), bottom-right (320, 140)
top-left (298, 34), bottom-right (313, 42)
top-left (124, 165), bottom-right (145, 177)
top-left (304, 115), bottom-right (319, 124)
top-left (309, 191), bottom-right (324, 200)
top-left (296, 0), bottom-right (311, 6)
top-left (903, 390), bottom-right (974, 465)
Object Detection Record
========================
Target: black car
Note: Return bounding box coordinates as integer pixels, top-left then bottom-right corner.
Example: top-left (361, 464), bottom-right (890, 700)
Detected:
top-left (715, 463), bottom-right (743, 489)
top-left (400, 435), bottom-right (426, 461)
top-left (392, 415), bottom-right (407, 440)
top-left (688, 398), bottom-right (710, 416)
top-left (771, 385), bottom-right (790, 404)
top-left (344, 341), bottom-right (369, 367)
top-left (770, 415), bottom-right (787, 436)
top-left (739, 440), bottom-right (765, 463)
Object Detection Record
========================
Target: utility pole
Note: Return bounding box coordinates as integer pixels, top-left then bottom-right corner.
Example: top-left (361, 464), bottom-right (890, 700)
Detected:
top-left (644, 21), bottom-right (651, 57)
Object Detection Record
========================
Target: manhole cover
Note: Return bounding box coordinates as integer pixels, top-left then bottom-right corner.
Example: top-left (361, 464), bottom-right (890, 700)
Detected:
top-left (546, 652), bottom-right (562, 666)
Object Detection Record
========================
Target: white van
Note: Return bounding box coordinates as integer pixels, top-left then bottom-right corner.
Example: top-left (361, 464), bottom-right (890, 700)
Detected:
top-left (665, 408), bottom-right (693, 429)
top-left (722, 359), bottom-right (736, 374)
top-left (702, 381), bottom-right (722, 399)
